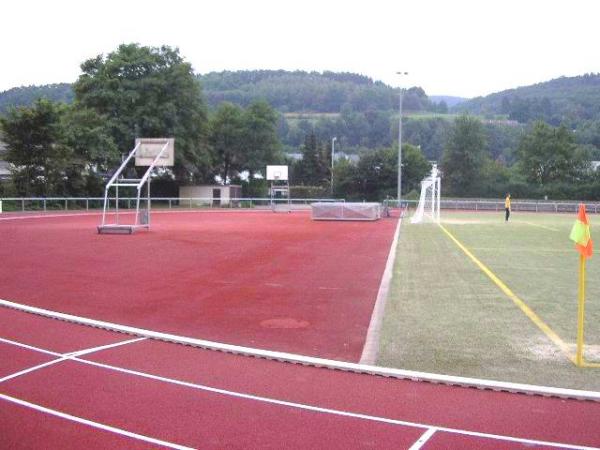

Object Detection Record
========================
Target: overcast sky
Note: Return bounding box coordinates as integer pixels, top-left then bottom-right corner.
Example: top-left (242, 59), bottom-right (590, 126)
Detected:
top-left (2, 0), bottom-right (599, 98)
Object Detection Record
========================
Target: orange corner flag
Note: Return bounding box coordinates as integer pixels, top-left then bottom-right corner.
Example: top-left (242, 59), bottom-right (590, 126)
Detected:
top-left (570, 204), bottom-right (593, 258)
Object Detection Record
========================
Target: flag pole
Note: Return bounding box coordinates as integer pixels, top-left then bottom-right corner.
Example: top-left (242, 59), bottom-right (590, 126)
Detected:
top-left (576, 253), bottom-right (586, 367)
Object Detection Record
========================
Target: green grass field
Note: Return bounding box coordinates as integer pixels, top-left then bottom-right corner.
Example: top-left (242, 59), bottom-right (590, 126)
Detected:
top-left (378, 211), bottom-right (600, 391)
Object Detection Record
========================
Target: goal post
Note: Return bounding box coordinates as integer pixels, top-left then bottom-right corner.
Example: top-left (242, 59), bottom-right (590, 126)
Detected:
top-left (411, 165), bottom-right (441, 224)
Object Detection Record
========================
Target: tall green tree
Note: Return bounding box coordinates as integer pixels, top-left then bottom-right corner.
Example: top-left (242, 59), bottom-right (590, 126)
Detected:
top-left (0, 99), bottom-right (72, 196)
top-left (516, 121), bottom-right (589, 186)
top-left (73, 43), bottom-right (211, 182)
top-left (242, 100), bottom-right (282, 173)
top-left (294, 133), bottom-right (329, 185)
top-left (61, 107), bottom-right (119, 195)
top-left (208, 103), bottom-right (245, 183)
top-left (354, 147), bottom-right (397, 200)
top-left (401, 144), bottom-right (432, 195)
top-left (441, 115), bottom-right (488, 196)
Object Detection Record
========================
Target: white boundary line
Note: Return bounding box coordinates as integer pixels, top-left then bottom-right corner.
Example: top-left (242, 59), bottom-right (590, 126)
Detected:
top-left (0, 358), bottom-right (70, 384)
top-left (1, 336), bottom-right (596, 450)
top-left (0, 393), bottom-right (194, 450)
top-left (0, 336), bottom-right (60, 356)
top-left (65, 337), bottom-right (147, 357)
top-left (0, 337), bottom-right (145, 383)
top-left (360, 217), bottom-right (402, 364)
top-left (1, 298), bottom-right (599, 402)
top-left (0, 208), bottom-right (308, 222)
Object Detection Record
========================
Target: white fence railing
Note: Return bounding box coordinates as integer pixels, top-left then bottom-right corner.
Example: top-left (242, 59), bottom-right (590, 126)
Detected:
top-left (0, 197), bottom-right (345, 213)
top-left (397, 199), bottom-right (600, 214)
top-left (2, 197), bottom-right (597, 214)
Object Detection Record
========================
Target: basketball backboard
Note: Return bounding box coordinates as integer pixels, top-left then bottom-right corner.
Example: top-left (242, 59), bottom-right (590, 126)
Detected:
top-left (266, 165), bottom-right (288, 181)
top-left (135, 138), bottom-right (175, 166)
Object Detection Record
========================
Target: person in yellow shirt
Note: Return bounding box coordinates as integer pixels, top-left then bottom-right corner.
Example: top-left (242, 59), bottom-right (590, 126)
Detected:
top-left (505, 193), bottom-right (511, 222)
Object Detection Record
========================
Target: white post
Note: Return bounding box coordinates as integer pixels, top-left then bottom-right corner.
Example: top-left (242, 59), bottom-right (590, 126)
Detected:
top-left (331, 137), bottom-right (337, 194)
top-left (396, 71), bottom-right (408, 206)
top-left (436, 177), bottom-right (441, 223)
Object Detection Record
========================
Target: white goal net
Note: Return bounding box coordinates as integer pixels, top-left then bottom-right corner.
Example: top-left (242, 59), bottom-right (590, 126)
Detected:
top-left (411, 165), bottom-right (441, 224)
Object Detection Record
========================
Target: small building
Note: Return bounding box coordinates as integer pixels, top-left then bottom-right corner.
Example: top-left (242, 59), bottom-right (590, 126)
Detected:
top-left (179, 185), bottom-right (242, 207)
top-left (0, 161), bottom-right (10, 181)
top-left (0, 141), bottom-right (10, 181)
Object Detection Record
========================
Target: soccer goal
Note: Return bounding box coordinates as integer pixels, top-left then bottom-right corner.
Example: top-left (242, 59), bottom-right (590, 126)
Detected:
top-left (97, 138), bottom-right (174, 234)
top-left (411, 164), bottom-right (441, 224)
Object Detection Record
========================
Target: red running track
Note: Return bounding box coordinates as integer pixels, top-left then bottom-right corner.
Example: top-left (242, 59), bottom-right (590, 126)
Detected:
top-left (0, 211), bottom-right (397, 361)
top-left (1, 308), bottom-right (600, 449)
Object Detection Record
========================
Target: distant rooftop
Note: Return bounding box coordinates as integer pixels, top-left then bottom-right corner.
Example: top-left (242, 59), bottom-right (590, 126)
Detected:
top-left (0, 160), bottom-right (10, 179)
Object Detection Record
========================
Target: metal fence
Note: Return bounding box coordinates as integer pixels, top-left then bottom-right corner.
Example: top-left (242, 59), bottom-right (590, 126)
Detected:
top-left (398, 199), bottom-right (600, 214)
top-left (0, 197), bottom-right (345, 213)
top-left (2, 196), bottom-right (597, 214)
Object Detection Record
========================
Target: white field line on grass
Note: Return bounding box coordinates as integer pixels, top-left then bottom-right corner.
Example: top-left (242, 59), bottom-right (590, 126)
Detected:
top-left (1, 298), bottom-right (599, 403)
top-left (517, 220), bottom-right (560, 231)
top-left (469, 247), bottom-right (571, 253)
top-left (0, 336), bottom-right (597, 450)
top-left (0, 394), bottom-right (194, 450)
top-left (360, 217), bottom-right (403, 365)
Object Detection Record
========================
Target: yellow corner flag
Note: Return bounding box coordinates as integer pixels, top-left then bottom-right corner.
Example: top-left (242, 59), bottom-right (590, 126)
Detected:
top-left (570, 204), bottom-right (592, 367)
top-left (569, 204), bottom-right (593, 258)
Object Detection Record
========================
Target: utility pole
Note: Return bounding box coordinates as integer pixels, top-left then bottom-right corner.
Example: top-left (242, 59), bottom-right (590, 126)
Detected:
top-left (396, 71), bottom-right (408, 204)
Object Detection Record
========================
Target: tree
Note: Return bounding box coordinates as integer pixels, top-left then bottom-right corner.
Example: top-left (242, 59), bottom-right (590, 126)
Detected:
top-left (242, 100), bottom-right (282, 174)
top-left (516, 121), bottom-right (589, 185)
top-left (0, 99), bottom-right (72, 196)
top-left (401, 144), bottom-right (432, 195)
top-left (73, 43), bottom-right (211, 182)
top-left (353, 147), bottom-right (397, 200)
top-left (208, 103), bottom-right (245, 183)
top-left (332, 157), bottom-right (357, 198)
top-left (441, 115), bottom-right (488, 196)
top-left (294, 133), bottom-right (329, 185)
top-left (60, 107), bottom-right (119, 195)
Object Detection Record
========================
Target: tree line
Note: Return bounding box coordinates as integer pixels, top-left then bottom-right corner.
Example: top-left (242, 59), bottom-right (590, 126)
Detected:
top-left (1, 43), bottom-right (600, 203)
top-left (440, 116), bottom-right (599, 200)
top-left (0, 44), bottom-right (281, 198)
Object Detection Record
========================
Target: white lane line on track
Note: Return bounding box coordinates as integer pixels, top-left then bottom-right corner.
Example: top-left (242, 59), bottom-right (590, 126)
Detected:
top-left (1, 336), bottom-right (595, 450)
top-left (0, 337), bottom-right (145, 383)
top-left (0, 208), bottom-right (300, 222)
top-left (0, 358), bottom-right (70, 383)
top-left (0, 393), bottom-right (195, 450)
top-left (0, 337), bottom-right (61, 356)
top-left (64, 337), bottom-right (147, 357)
top-left (2, 297), bottom-right (599, 402)
top-left (409, 427), bottom-right (437, 450)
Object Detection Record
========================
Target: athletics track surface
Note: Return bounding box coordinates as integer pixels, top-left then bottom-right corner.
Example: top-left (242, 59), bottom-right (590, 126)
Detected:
top-left (0, 210), bottom-right (397, 361)
top-left (1, 211), bottom-right (600, 448)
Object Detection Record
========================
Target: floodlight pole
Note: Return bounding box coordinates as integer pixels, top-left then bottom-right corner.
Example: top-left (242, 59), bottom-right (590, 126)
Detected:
top-left (331, 137), bottom-right (337, 194)
top-left (397, 71), bottom-right (408, 206)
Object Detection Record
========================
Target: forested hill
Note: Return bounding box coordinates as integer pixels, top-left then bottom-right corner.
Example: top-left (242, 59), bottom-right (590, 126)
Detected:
top-left (0, 70), bottom-right (444, 115)
top-left (197, 70), bottom-right (439, 113)
top-left (0, 84), bottom-right (73, 114)
top-left (455, 73), bottom-right (600, 125)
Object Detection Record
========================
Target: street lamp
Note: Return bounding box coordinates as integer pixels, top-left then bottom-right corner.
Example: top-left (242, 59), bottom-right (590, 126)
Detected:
top-left (331, 136), bottom-right (337, 194)
top-left (397, 71), bottom-right (408, 205)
